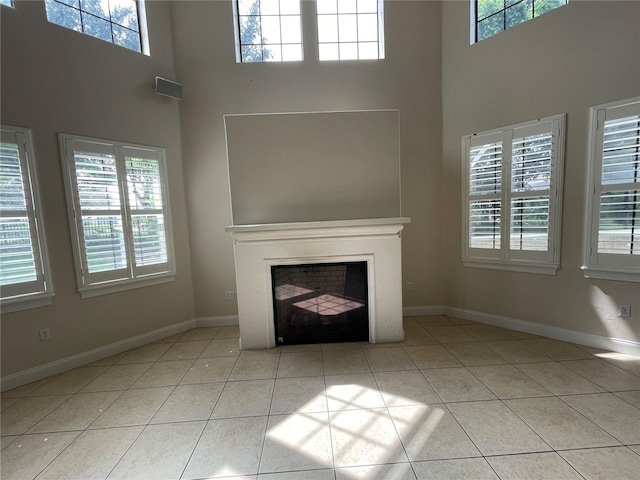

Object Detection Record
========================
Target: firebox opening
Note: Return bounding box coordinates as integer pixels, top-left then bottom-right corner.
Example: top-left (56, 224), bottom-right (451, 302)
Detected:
top-left (271, 262), bottom-right (369, 346)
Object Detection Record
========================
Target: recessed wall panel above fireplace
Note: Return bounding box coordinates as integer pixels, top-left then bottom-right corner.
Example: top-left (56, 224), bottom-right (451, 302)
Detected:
top-left (224, 110), bottom-right (401, 225)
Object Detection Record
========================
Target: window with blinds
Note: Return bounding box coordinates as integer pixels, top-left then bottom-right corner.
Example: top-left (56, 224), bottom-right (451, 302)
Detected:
top-left (0, 126), bottom-right (53, 311)
top-left (463, 115), bottom-right (565, 274)
top-left (60, 134), bottom-right (175, 297)
top-left (584, 98), bottom-right (640, 282)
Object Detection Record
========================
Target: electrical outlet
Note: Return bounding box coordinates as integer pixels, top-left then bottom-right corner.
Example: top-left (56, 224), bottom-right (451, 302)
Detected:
top-left (225, 291), bottom-right (235, 301)
top-left (405, 282), bottom-right (415, 291)
top-left (619, 305), bottom-right (631, 317)
top-left (39, 328), bottom-right (51, 341)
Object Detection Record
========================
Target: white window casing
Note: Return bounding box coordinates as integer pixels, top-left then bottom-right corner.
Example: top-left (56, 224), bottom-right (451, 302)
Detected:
top-left (462, 114), bottom-right (566, 275)
top-left (583, 97), bottom-right (640, 283)
top-left (1, 126), bottom-right (54, 313)
top-left (59, 134), bottom-right (175, 298)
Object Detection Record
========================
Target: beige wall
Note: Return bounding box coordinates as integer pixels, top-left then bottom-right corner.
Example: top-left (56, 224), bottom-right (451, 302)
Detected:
top-left (171, 0), bottom-right (444, 316)
top-left (442, 0), bottom-right (640, 342)
top-left (0, 1), bottom-right (195, 376)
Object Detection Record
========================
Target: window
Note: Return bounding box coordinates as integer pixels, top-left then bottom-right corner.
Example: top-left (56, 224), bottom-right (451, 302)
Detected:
top-left (473, 0), bottom-right (567, 43)
top-left (59, 134), bottom-right (175, 297)
top-left (44, 0), bottom-right (148, 54)
top-left (583, 98), bottom-right (640, 282)
top-left (317, 0), bottom-right (384, 61)
top-left (0, 0), bottom-right (14, 8)
top-left (233, 0), bottom-right (303, 62)
top-left (1, 126), bottom-right (53, 312)
top-left (462, 115), bottom-right (565, 274)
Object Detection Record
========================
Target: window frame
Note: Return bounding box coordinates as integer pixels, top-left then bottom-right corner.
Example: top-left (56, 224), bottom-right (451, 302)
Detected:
top-left (232, 0), bottom-right (304, 63)
top-left (59, 133), bottom-right (176, 298)
top-left (316, 0), bottom-right (385, 62)
top-left (1, 125), bottom-right (54, 313)
top-left (583, 97), bottom-right (640, 283)
top-left (43, 0), bottom-right (150, 55)
top-left (471, 0), bottom-right (568, 44)
top-left (462, 114), bottom-right (566, 275)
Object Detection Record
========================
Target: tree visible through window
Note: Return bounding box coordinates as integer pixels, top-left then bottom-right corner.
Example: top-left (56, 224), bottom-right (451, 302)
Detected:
top-left (235, 0), bottom-right (302, 63)
top-left (474, 0), bottom-right (567, 42)
top-left (44, 0), bottom-right (145, 53)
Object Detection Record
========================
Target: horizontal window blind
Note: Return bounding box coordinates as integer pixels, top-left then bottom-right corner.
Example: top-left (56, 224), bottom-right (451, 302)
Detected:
top-left (468, 136), bottom-right (503, 252)
top-left (73, 148), bottom-right (127, 276)
top-left (510, 130), bottom-right (553, 252)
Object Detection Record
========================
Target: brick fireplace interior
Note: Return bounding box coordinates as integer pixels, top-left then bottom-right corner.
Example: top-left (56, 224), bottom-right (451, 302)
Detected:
top-left (272, 262), bottom-right (368, 345)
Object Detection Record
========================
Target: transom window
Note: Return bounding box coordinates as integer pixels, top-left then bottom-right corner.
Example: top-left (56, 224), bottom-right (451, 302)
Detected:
top-left (463, 115), bottom-right (566, 274)
top-left (44, 0), bottom-right (148, 54)
top-left (1, 126), bottom-right (54, 312)
top-left (317, 0), bottom-right (384, 61)
top-left (59, 134), bottom-right (175, 297)
top-left (234, 0), bottom-right (303, 63)
top-left (583, 98), bottom-right (640, 282)
top-left (473, 0), bottom-right (567, 43)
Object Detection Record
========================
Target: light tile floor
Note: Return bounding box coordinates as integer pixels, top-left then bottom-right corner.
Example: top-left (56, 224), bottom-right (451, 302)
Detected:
top-left (2, 317), bottom-right (640, 480)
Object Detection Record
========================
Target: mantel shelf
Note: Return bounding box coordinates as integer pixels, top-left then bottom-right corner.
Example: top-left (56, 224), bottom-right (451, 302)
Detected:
top-left (225, 217), bottom-right (411, 234)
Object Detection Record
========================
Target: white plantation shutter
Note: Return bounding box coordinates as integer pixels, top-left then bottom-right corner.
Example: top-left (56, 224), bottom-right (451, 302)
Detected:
top-left (124, 147), bottom-right (169, 274)
top-left (584, 98), bottom-right (640, 282)
top-left (72, 141), bottom-right (128, 283)
top-left (60, 135), bottom-right (174, 295)
top-left (0, 126), bottom-right (53, 308)
top-left (467, 133), bottom-right (502, 256)
top-left (463, 115), bottom-right (565, 274)
top-left (508, 119), bottom-right (561, 263)
top-left (598, 113), bottom-right (639, 255)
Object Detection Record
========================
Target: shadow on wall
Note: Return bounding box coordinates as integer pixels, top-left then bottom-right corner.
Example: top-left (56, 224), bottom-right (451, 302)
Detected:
top-left (589, 285), bottom-right (638, 343)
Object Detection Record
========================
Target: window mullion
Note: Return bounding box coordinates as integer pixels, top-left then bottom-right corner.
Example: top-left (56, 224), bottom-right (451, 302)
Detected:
top-left (115, 145), bottom-right (135, 279)
top-left (502, 130), bottom-right (513, 259)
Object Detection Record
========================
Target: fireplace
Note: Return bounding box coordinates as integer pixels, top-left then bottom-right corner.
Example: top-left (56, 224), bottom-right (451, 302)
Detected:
top-left (272, 262), bottom-right (369, 345)
top-left (226, 217), bottom-right (410, 350)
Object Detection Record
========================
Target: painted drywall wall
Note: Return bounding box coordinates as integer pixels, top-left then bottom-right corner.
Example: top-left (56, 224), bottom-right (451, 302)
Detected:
top-left (171, 0), bottom-right (443, 316)
top-left (0, 1), bottom-right (195, 376)
top-left (225, 110), bottom-right (401, 224)
top-left (442, 0), bottom-right (640, 342)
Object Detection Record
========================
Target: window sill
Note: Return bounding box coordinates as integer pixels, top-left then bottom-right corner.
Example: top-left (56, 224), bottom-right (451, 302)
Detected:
top-left (581, 265), bottom-right (640, 283)
top-left (79, 273), bottom-right (176, 299)
top-left (463, 258), bottom-right (559, 276)
top-left (1, 292), bottom-right (54, 314)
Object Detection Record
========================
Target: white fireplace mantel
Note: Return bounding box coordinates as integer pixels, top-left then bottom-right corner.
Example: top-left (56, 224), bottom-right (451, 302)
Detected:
top-left (226, 217), bottom-right (410, 349)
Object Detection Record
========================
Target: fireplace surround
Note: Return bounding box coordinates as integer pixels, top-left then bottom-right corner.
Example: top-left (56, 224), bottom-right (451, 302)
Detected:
top-left (226, 217), bottom-right (410, 350)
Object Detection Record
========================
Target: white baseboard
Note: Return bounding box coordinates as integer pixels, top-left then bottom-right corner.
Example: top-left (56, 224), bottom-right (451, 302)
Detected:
top-left (442, 306), bottom-right (640, 357)
top-left (1, 318), bottom-right (197, 392)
